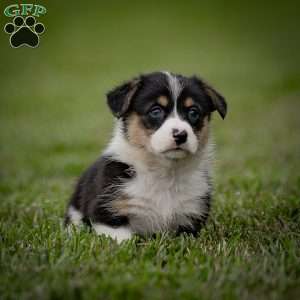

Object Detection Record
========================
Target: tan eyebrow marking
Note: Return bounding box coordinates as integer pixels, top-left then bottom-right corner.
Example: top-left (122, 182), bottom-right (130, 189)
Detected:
top-left (184, 97), bottom-right (194, 108)
top-left (157, 95), bottom-right (169, 107)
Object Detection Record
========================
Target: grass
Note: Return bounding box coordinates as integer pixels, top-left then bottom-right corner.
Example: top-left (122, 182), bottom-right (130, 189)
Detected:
top-left (0, 1), bottom-right (300, 299)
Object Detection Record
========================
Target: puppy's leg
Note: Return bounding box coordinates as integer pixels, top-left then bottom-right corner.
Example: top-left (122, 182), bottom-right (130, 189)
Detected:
top-left (93, 223), bottom-right (132, 243)
top-left (65, 205), bottom-right (83, 226)
top-left (176, 216), bottom-right (207, 237)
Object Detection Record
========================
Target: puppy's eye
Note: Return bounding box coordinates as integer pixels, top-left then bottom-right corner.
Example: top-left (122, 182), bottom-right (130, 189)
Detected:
top-left (148, 106), bottom-right (164, 120)
top-left (188, 107), bottom-right (201, 124)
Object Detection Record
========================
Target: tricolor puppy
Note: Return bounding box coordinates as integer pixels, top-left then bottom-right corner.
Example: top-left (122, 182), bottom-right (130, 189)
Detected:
top-left (65, 71), bottom-right (227, 242)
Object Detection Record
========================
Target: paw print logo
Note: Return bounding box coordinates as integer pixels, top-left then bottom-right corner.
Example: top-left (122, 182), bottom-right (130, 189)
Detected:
top-left (4, 16), bottom-right (45, 48)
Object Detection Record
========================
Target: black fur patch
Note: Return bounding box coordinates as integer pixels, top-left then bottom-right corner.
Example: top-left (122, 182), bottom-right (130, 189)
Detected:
top-left (190, 76), bottom-right (227, 119)
top-left (65, 156), bottom-right (135, 227)
top-left (126, 72), bottom-right (174, 131)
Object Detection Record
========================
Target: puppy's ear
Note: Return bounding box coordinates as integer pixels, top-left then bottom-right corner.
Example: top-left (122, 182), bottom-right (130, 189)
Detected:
top-left (204, 83), bottom-right (227, 119)
top-left (106, 78), bottom-right (141, 118)
top-left (192, 76), bottom-right (227, 119)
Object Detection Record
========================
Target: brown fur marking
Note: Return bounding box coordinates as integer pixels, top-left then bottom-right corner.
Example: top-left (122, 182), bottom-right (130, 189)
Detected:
top-left (184, 97), bottom-right (194, 108)
top-left (126, 113), bottom-right (152, 148)
top-left (158, 95), bottom-right (169, 107)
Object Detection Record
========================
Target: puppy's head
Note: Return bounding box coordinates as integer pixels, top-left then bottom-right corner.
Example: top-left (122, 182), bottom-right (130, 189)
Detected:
top-left (107, 72), bottom-right (227, 160)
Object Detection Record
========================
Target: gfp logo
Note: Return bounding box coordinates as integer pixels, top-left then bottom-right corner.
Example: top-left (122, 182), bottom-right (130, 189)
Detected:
top-left (3, 4), bottom-right (46, 48)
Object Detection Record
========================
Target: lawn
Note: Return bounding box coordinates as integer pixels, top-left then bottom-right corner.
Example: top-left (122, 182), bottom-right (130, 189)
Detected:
top-left (0, 1), bottom-right (300, 299)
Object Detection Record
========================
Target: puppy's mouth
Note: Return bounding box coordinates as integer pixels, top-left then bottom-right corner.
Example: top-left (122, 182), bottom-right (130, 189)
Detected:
top-left (163, 147), bottom-right (186, 153)
top-left (161, 147), bottom-right (189, 159)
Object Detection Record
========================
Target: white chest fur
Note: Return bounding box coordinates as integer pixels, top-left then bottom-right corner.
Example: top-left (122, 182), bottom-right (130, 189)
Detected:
top-left (105, 125), bottom-right (213, 234)
top-left (123, 161), bottom-right (210, 234)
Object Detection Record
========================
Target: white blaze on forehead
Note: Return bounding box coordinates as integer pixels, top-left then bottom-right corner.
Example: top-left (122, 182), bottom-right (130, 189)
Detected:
top-left (162, 71), bottom-right (182, 100)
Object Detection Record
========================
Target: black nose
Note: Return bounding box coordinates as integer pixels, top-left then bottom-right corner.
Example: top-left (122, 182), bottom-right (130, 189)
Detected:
top-left (172, 129), bottom-right (188, 145)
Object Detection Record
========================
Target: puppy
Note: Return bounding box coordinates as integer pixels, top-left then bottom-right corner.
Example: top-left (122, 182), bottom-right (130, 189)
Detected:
top-left (65, 71), bottom-right (227, 242)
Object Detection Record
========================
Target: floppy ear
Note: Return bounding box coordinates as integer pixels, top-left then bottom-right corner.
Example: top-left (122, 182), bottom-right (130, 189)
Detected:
top-left (192, 76), bottom-right (227, 119)
top-left (203, 83), bottom-right (227, 119)
top-left (106, 78), bottom-right (141, 118)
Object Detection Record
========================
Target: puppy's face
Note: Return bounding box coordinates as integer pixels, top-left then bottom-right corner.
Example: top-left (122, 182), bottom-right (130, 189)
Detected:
top-left (107, 72), bottom-right (227, 160)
